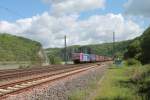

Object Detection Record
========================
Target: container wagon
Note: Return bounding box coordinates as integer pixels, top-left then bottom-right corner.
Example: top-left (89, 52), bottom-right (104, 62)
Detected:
top-left (72, 53), bottom-right (112, 64)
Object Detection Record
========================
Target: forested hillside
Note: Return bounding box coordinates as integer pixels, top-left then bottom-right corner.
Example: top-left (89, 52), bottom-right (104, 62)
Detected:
top-left (0, 34), bottom-right (44, 64)
top-left (46, 40), bottom-right (131, 63)
top-left (125, 27), bottom-right (150, 64)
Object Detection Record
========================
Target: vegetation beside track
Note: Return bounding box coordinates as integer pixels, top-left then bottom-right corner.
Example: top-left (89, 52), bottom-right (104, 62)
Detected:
top-left (94, 63), bottom-right (150, 100)
top-left (68, 62), bottom-right (150, 100)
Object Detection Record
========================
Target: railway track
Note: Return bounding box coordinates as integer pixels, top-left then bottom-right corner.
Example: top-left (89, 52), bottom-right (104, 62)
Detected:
top-left (0, 63), bottom-right (99, 99)
top-left (0, 64), bottom-right (82, 74)
top-left (0, 64), bottom-right (93, 80)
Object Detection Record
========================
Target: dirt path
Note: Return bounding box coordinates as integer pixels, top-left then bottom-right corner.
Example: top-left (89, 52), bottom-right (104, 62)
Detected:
top-left (87, 69), bottom-right (107, 100)
top-left (87, 62), bottom-right (111, 100)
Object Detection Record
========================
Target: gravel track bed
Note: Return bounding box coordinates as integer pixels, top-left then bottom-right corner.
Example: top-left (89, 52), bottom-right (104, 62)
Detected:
top-left (0, 64), bottom-right (91, 85)
top-left (0, 72), bottom-right (52, 86)
top-left (4, 64), bottom-right (109, 100)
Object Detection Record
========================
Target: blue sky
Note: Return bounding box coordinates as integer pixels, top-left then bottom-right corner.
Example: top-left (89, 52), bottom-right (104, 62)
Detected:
top-left (0, 0), bottom-right (49, 21)
top-left (0, 0), bottom-right (149, 47)
top-left (0, 0), bottom-right (127, 21)
top-left (0, 0), bottom-right (149, 27)
top-left (79, 0), bottom-right (127, 19)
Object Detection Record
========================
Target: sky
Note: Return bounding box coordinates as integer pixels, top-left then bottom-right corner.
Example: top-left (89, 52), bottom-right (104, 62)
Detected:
top-left (0, 0), bottom-right (150, 48)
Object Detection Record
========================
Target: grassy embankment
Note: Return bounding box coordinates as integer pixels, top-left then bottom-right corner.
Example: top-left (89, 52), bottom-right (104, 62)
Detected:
top-left (69, 63), bottom-right (150, 100)
top-left (95, 63), bottom-right (150, 100)
top-left (0, 34), bottom-right (44, 69)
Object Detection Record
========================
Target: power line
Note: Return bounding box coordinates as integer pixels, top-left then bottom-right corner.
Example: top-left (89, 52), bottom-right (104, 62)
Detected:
top-left (0, 5), bottom-right (24, 18)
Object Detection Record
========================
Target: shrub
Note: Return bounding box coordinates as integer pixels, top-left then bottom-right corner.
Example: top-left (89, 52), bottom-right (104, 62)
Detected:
top-left (125, 59), bottom-right (141, 66)
top-left (19, 65), bottom-right (30, 69)
top-left (48, 54), bottom-right (62, 64)
top-left (130, 67), bottom-right (143, 83)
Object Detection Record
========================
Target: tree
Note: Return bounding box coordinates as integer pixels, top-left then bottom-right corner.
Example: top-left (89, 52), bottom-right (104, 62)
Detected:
top-left (124, 39), bottom-right (141, 60)
top-left (141, 27), bottom-right (150, 64)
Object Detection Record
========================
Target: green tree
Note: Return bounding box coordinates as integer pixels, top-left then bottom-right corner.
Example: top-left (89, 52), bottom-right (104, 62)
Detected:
top-left (124, 39), bottom-right (141, 60)
top-left (141, 27), bottom-right (150, 64)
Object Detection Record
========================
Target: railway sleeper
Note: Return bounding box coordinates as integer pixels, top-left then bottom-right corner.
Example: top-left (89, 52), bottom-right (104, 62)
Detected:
top-left (0, 89), bottom-right (11, 93)
top-left (7, 87), bottom-right (19, 90)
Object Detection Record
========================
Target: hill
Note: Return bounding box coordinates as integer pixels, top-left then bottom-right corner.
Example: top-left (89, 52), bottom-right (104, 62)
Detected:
top-left (0, 33), bottom-right (46, 65)
top-left (125, 27), bottom-right (150, 64)
top-left (46, 40), bottom-right (131, 63)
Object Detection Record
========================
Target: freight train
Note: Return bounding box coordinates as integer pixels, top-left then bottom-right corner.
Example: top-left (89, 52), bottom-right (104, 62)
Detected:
top-left (72, 53), bottom-right (112, 64)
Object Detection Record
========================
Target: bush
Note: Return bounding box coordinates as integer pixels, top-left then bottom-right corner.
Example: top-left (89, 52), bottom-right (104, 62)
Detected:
top-left (48, 54), bottom-right (62, 64)
top-left (125, 59), bottom-right (141, 66)
top-left (130, 67), bottom-right (143, 83)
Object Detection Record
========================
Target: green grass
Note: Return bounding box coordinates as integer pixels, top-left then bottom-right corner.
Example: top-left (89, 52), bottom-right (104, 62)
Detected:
top-left (68, 90), bottom-right (87, 100)
top-left (95, 67), bottom-right (138, 99)
top-left (94, 64), bottom-right (150, 100)
top-left (0, 33), bottom-right (42, 63)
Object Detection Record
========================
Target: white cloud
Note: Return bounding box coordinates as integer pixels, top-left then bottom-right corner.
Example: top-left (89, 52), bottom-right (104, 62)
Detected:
top-left (0, 12), bottom-right (143, 48)
top-left (124, 0), bottom-right (150, 17)
top-left (43, 0), bottom-right (105, 16)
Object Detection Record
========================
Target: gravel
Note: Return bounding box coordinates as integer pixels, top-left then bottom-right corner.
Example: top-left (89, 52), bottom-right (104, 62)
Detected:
top-left (5, 64), bottom-right (109, 100)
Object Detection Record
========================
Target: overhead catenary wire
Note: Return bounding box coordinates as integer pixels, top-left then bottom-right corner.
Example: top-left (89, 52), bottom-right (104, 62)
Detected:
top-left (0, 5), bottom-right (24, 18)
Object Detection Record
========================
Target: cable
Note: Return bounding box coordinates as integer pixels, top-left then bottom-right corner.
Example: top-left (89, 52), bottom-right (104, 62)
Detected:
top-left (0, 5), bottom-right (24, 18)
